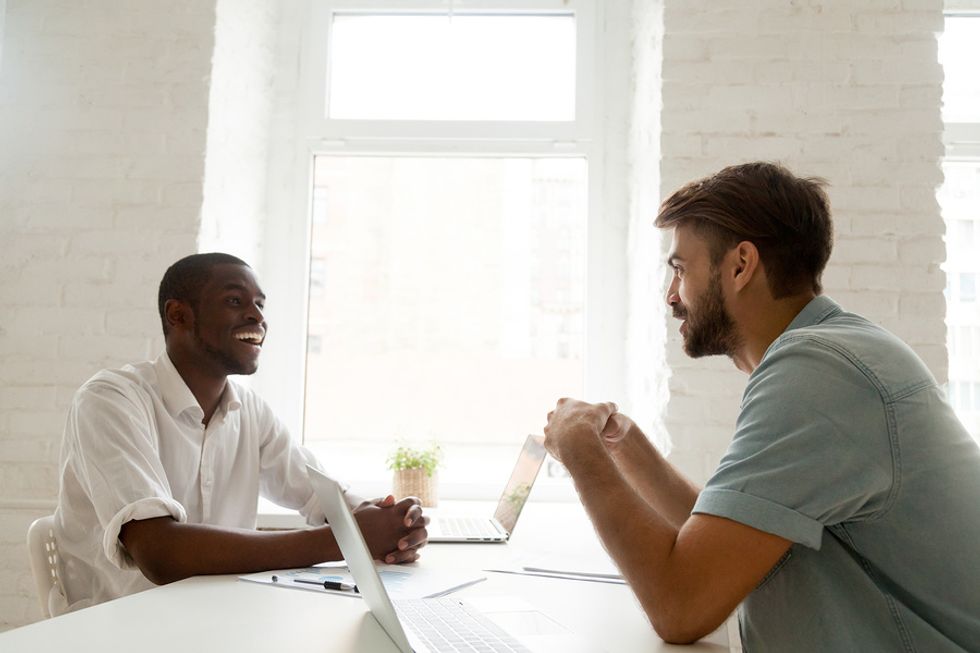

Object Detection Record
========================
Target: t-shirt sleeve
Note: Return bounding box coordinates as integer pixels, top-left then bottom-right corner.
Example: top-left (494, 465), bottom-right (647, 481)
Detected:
top-left (692, 337), bottom-right (895, 550)
top-left (65, 382), bottom-right (187, 570)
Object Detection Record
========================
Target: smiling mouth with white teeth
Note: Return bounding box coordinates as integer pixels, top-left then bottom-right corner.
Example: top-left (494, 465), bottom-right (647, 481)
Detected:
top-left (234, 331), bottom-right (265, 346)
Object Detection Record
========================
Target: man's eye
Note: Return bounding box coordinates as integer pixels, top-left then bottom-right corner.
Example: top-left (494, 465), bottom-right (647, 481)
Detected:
top-left (227, 297), bottom-right (241, 305)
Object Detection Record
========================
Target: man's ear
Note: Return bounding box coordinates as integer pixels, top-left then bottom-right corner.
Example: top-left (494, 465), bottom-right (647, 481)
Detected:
top-left (164, 299), bottom-right (193, 333)
top-left (731, 241), bottom-right (761, 293)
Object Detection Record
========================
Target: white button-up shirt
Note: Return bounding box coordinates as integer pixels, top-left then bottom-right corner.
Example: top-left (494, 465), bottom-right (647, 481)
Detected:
top-left (53, 352), bottom-right (348, 614)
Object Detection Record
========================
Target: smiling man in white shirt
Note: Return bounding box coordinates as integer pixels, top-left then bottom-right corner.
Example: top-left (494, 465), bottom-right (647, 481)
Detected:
top-left (53, 253), bottom-right (429, 614)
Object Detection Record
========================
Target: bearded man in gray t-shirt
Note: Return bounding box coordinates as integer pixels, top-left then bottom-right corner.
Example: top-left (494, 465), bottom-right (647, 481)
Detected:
top-left (542, 162), bottom-right (980, 652)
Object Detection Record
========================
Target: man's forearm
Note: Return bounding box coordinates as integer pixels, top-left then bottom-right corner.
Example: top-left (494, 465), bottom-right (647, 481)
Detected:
top-left (560, 433), bottom-right (752, 643)
top-left (545, 402), bottom-right (785, 644)
top-left (559, 434), bottom-right (685, 630)
top-left (609, 425), bottom-right (701, 529)
top-left (120, 517), bottom-right (341, 585)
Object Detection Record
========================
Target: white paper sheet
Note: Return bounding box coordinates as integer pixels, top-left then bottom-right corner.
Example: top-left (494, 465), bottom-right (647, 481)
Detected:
top-left (239, 562), bottom-right (485, 599)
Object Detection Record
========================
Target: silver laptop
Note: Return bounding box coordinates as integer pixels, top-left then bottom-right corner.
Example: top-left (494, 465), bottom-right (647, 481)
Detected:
top-left (428, 435), bottom-right (547, 543)
top-left (308, 466), bottom-right (590, 653)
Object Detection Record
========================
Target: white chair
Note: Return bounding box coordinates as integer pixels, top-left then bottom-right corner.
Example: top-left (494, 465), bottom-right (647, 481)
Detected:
top-left (27, 514), bottom-right (64, 618)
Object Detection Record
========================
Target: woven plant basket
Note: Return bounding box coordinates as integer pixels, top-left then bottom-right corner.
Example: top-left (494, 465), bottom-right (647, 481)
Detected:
top-left (392, 468), bottom-right (438, 507)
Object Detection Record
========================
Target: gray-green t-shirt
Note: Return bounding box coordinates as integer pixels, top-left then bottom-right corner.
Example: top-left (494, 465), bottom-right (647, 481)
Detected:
top-left (693, 296), bottom-right (980, 652)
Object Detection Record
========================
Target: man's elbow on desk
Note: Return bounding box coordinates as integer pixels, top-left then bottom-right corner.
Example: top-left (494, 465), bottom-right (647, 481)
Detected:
top-left (643, 593), bottom-right (731, 646)
top-left (630, 559), bottom-right (747, 645)
top-left (132, 563), bottom-right (179, 586)
top-left (119, 517), bottom-right (192, 586)
top-left (648, 609), bottom-right (726, 646)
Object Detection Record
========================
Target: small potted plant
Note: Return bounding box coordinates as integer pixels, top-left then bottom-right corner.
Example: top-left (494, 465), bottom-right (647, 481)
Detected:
top-left (387, 442), bottom-right (442, 507)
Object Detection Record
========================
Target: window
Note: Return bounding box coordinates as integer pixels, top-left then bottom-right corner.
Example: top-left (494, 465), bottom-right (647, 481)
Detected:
top-left (939, 9), bottom-right (980, 441)
top-left (305, 156), bottom-right (587, 460)
top-left (262, 0), bottom-right (615, 499)
top-left (959, 273), bottom-right (977, 303)
top-left (327, 13), bottom-right (576, 121)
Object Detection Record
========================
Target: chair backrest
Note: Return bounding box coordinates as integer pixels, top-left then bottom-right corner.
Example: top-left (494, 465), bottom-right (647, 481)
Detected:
top-left (27, 515), bottom-right (63, 619)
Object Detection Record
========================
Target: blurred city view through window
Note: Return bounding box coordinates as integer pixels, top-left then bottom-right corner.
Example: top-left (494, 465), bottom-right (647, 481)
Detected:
top-left (938, 161), bottom-right (980, 440)
top-left (939, 15), bottom-right (980, 441)
top-left (303, 156), bottom-right (587, 487)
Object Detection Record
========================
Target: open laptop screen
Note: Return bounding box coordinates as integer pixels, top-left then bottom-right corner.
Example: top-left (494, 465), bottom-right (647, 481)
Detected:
top-left (493, 435), bottom-right (547, 534)
top-left (307, 467), bottom-right (415, 653)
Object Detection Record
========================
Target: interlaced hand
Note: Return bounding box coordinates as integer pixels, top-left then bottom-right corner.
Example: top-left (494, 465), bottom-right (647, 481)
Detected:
top-left (353, 495), bottom-right (429, 564)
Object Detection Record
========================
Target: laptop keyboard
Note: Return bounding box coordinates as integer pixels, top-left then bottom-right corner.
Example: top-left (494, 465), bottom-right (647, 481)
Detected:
top-left (396, 598), bottom-right (532, 653)
top-left (438, 517), bottom-right (501, 539)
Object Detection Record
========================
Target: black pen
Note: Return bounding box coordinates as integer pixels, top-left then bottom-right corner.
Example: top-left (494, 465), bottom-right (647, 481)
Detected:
top-left (292, 578), bottom-right (358, 593)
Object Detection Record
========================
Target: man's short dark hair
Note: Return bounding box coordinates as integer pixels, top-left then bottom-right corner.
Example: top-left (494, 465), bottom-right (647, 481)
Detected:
top-left (158, 253), bottom-right (250, 335)
top-left (655, 161), bottom-right (833, 299)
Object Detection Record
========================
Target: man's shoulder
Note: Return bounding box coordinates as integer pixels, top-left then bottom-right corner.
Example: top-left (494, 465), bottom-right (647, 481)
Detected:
top-left (763, 310), bottom-right (935, 398)
top-left (778, 307), bottom-right (883, 349)
top-left (75, 360), bottom-right (160, 405)
top-left (762, 315), bottom-right (872, 370)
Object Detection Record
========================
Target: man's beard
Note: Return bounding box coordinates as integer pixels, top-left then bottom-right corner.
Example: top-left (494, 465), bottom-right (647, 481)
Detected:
top-left (676, 270), bottom-right (741, 359)
top-left (193, 323), bottom-right (257, 376)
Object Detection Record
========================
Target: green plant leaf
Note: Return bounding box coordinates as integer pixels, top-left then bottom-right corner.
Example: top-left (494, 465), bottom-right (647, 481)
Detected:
top-left (386, 442), bottom-right (443, 477)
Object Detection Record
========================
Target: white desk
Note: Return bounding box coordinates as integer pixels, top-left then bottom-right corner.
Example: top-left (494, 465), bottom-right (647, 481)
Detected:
top-left (1, 503), bottom-right (734, 652)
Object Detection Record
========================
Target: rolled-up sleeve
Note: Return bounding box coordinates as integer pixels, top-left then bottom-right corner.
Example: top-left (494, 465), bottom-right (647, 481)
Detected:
top-left (102, 497), bottom-right (185, 569)
top-left (694, 488), bottom-right (824, 549)
top-left (66, 382), bottom-right (188, 569)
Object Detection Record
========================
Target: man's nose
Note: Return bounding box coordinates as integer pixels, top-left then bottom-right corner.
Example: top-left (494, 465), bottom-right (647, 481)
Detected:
top-left (245, 302), bottom-right (264, 323)
top-left (665, 277), bottom-right (679, 307)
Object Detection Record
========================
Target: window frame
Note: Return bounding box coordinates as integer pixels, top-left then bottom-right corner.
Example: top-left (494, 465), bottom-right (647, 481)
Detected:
top-left (942, 3), bottom-right (980, 159)
top-left (254, 0), bottom-right (627, 500)
top-left (302, 0), bottom-right (595, 142)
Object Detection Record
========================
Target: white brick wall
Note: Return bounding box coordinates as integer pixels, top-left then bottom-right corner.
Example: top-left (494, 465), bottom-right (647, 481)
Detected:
top-left (0, 0), bottom-right (215, 630)
top-left (625, 1), bottom-right (670, 452)
top-left (658, 0), bottom-right (946, 483)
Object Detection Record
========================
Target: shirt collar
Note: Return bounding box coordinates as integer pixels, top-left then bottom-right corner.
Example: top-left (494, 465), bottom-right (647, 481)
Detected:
top-left (222, 379), bottom-right (242, 413)
top-left (153, 352), bottom-right (242, 419)
top-left (782, 294), bottom-right (842, 334)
